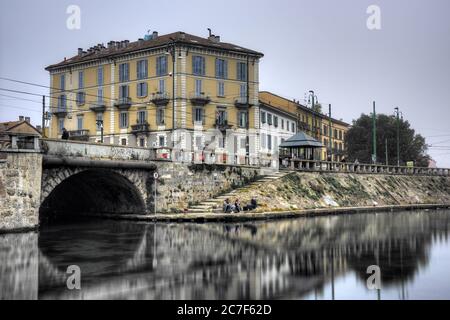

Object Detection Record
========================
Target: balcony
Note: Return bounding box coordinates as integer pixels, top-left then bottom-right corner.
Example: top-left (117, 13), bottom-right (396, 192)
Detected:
top-left (68, 129), bottom-right (90, 141)
top-left (114, 97), bottom-right (132, 110)
top-left (234, 97), bottom-right (252, 109)
top-left (151, 92), bottom-right (170, 106)
top-left (215, 119), bottom-right (232, 131)
top-left (89, 101), bottom-right (107, 113)
top-left (190, 92), bottom-right (211, 106)
top-left (52, 107), bottom-right (67, 118)
top-left (131, 123), bottom-right (150, 135)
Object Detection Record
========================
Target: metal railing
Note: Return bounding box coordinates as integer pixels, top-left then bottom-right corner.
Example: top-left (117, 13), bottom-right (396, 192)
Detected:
top-left (281, 159), bottom-right (450, 176)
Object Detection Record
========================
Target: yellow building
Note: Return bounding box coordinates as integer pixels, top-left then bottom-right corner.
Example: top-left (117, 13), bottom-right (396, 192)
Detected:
top-left (45, 31), bottom-right (264, 164)
top-left (258, 91), bottom-right (350, 161)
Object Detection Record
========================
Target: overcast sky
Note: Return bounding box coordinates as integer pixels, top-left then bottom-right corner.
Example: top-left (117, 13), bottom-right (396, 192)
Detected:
top-left (1, 0), bottom-right (449, 166)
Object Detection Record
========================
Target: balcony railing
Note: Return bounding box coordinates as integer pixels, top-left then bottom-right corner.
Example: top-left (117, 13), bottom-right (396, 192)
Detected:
top-left (190, 92), bottom-right (211, 106)
top-left (215, 119), bottom-right (232, 131)
top-left (235, 97), bottom-right (252, 109)
top-left (68, 129), bottom-right (90, 141)
top-left (114, 97), bottom-right (132, 110)
top-left (281, 159), bottom-right (450, 177)
top-left (131, 123), bottom-right (150, 134)
top-left (52, 107), bottom-right (67, 118)
top-left (151, 92), bottom-right (170, 106)
top-left (90, 101), bottom-right (107, 113)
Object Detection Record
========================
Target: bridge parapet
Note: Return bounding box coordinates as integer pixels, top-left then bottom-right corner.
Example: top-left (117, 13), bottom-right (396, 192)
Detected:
top-left (41, 138), bottom-right (154, 162)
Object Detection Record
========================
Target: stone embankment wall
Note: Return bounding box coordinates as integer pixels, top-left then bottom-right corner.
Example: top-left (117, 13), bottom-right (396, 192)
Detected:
top-left (0, 151), bottom-right (42, 231)
top-left (229, 172), bottom-right (450, 212)
top-left (155, 162), bottom-right (261, 213)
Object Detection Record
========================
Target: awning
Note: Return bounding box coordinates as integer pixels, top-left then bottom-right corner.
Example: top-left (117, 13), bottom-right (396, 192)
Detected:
top-left (279, 131), bottom-right (324, 148)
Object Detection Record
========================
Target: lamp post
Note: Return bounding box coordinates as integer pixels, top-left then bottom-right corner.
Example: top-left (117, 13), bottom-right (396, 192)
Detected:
top-left (394, 107), bottom-right (403, 166)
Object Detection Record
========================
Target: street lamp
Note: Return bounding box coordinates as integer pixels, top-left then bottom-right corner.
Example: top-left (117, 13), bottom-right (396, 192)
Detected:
top-left (394, 107), bottom-right (403, 166)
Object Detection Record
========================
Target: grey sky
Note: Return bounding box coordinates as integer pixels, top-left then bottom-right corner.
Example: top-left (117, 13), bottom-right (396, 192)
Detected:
top-left (1, 0), bottom-right (449, 166)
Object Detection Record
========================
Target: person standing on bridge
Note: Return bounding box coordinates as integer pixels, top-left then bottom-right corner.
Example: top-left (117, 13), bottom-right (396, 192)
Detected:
top-left (61, 128), bottom-right (69, 140)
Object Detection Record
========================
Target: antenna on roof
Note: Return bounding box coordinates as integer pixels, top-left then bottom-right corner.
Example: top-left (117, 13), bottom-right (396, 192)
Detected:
top-left (144, 29), bottom-right (152, 41)
top-left (207, 28), bottom-right (212, 37)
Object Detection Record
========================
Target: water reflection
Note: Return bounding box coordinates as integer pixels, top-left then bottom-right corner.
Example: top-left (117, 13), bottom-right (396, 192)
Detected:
top-left (1, 210), bottom-right (450, 299)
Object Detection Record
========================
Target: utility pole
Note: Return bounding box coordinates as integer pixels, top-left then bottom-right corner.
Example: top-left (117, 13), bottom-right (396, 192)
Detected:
top-left (394, 107), bottom-right (401, 166)
top-left (246, 54), bottom-right (250, 165)
top-left (309, 91), bottom-right (316, 138)
top-left (172, 43), bottom-right (176, 148)
top-left (42, 95), bottom-right (46, 138)
top-left (372, 101), bottom-right (377, 164)
top-left (328, 104), bottom-right (332, 162)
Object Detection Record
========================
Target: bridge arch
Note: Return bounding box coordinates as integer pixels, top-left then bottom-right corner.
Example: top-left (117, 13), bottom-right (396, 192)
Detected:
top-left (40, 168), bottom-right (147, 221)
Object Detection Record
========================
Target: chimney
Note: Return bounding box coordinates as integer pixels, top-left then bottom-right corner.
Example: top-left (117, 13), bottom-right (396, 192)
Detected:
top-left (152, 31), bottom-right (158, 39)
top-left (107, 41), bottom-right (114, 49)
top-left (179, 32), bottom-right (186, 40)
top-left (19, 116), bottom-right (24, 121)
top-left (124, 40), bottom-right (130, 47)
top-left (25, 117), bottom-right (30, 123)
top-left (78, 48), bottom-right (83, 56)
top-left (36, 125), bottom-right (42, 132)
top-left (215, 35), bottom-right (220, 42)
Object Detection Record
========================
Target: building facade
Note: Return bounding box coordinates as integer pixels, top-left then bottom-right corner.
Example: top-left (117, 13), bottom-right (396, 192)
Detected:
top-left (45, 31), bottom-right (264, 165)
top-left (259, 92), bottom-right (350, 162)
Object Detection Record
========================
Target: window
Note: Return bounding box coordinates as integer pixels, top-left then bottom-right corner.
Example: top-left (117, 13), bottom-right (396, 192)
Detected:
top-left (219, 135), bottom-right (225, 148)
top-left (268, 134), bottom-right (272, 151)
top-left (58, 95), bottom-right (66, 110)
top-left (121, 138), bottom-right (127, 146)
top-left (292, 122), bottom-right (295, 132)
top-left (215, 58), bottom-right (228, 79)
top-left (334, 129), bottom-right (338, 139)
top-left (194, 107), bottom-right (204, 123)
top-left (96, 113), bottom-right (103, 131)
top-left (217, 81), bottom-right (225, 97)
top-left (59, 74), bottom-right (65, 90)
top-left (97, 88), bottom-right (103, 102)
top-left (286, 120), bottom-right (290, 130)
top-left (119, 63), bottom-right (129, 82)
top-left (261, 133), bottom-right (266, 148)
top-left (239, 111), bottom-right (248, 128)
top-left (139, 138), bottom-right (145, 147)
top-left (137, 110), bottom-right (147, 124)
top-left (136, 60), bottom-right (148, 80)
top-left (137, 82), bottom-right (148, 97)
top-left (76, 92), bottom-right (85, 105)
top-left (192, 56), bottom-right (205, 76)
top-left (267, 113), bottom-right (273, 125)
top-left (274, 116), bottom-right (278, 128)
top-left (156, 56), bottom-right (168, 76)
top-left (78, 71), bottom-right (84, 89)
top-left (261, 111), bottom-right (266, 124)
top-left (216, 108), bottom-right (227, 125)
top-left (97, 67), bottom-right (104, 85)
top-left (58, 118), bottom-right (64, 133)
top-left (157, 107), bottom-right (165, 125)
top-left (195, 79), bottom-right (202, 96)
top-left (281, 119), bottom-right (284, 129)
top-left (339, 130), bottom-right (343, 140)
top-left (158, 79), bottom-right (165, 93)
top-left (119, 112), bottom-right (128, 128)
top-left (323, 125), bottom-right (328, 136)
top-left (77, 116), bottom-right (83, 130)
top-left (239, 84), bottom-right (247, 98)
top-left (119, 85), bottom-right (129, 99)
top-left (159, 136), bottom-right (165, 147)
top-left (237, 62), bottom-right (247, 81)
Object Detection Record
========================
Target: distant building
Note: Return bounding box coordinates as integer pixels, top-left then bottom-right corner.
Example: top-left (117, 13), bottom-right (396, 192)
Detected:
top-left (0, 116), bottom-right (41, 150)
top-left (259, 91), bottom-right (350, 162)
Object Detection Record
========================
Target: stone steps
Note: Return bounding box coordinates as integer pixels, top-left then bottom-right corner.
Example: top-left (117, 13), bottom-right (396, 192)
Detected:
top-left (185, 171), bottom-right (289, 214)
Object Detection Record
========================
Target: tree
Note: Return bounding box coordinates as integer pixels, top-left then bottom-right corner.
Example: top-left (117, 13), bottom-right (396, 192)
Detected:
top-left (345, 113), bottom-right (430, 167)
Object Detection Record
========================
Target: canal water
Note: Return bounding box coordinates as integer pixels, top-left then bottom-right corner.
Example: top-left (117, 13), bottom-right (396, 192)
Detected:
top-left (1, 209), bottom-right (450, 300)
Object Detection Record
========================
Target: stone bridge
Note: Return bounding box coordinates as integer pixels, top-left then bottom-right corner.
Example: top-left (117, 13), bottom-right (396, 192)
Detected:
top-left (40, 139), bottom-right (157, 219)
top-left (0, 139), bottom-right (261, 231)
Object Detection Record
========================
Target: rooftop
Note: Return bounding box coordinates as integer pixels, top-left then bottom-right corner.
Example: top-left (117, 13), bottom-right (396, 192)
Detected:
top-left (46, 31), bottom-right (264, 71)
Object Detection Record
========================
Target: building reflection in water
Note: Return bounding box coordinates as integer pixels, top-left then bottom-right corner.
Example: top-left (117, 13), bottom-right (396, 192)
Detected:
top-left (1, 210), bottom-right (450, 299)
